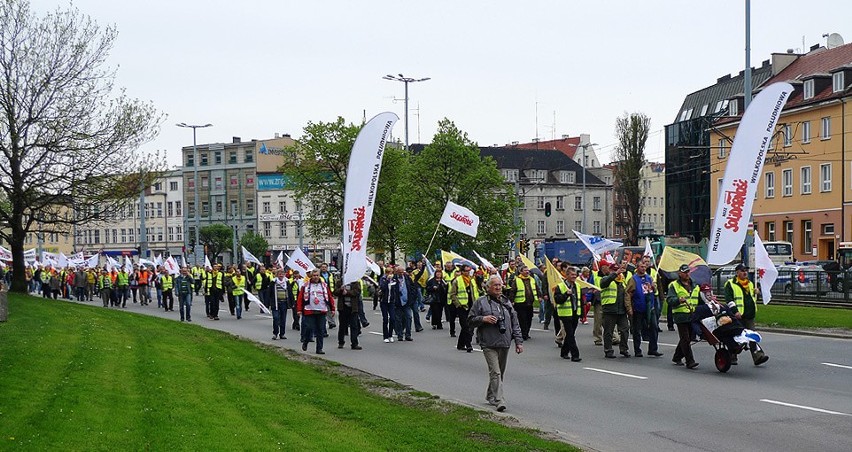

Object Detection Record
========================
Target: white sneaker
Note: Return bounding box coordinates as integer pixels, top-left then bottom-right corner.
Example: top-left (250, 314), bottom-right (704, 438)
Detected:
top-left (383, 338), bottom-right (390, 343)
top-left (389, 337), bottom-right (395, 343)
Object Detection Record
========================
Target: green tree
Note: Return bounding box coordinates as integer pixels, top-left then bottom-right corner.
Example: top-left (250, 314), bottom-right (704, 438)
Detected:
top-left (277, 117), bottom-right (409, 261)
top-left (0, 0), bottom-right (163, 292)
top-left (199, 224), bottom-right (233, 264)
top-left (613, 112), bottom-right (651, 246)
top-left (398, 119), bottom-right (516, 260)
top-left (239, 231), bottom-right (269, 264)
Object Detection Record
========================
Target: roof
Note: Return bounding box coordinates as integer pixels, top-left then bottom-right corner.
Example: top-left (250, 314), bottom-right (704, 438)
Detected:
top-left (507, 136), bottom-right (581, 159)
top-left (478, 147), bottom-right (605, 186)
top-left (764, 42), bottom-right (852, 108)
top-left (673, 60), bottom-right (774, 124)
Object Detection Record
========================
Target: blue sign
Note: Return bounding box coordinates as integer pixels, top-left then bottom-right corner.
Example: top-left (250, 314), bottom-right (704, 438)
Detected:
top-left (257, 173), bottom-right (290, 191)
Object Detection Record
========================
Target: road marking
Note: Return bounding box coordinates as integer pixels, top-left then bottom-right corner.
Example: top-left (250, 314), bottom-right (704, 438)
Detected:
top-left (583, 367), bottom-right (648, 380)
top-left (452, 345), bottom-right (482, 352)
top-left (822, 362), bottom-right (852, 370)
top-left (368, 331), bottom-right (384, 336)
top-left (759, 399), bottom-right (851, 416)
top-left (658, 342), bottom-right (678, 347)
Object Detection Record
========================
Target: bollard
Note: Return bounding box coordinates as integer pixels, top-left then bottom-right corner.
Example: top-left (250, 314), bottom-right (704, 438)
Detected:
top-left (0, 288), bottom-right (8, 322)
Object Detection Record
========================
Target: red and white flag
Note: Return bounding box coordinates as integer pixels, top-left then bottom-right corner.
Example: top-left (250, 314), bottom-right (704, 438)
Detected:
top-left (164, 256), bottom-right (180, 275)
top-left (439, 201), bottom-right (479, 237)
top-left (286, 247), bottom-right (316, 278)
top-left (753, 231), bottom-right (778, 305)
top-left (341, 112), bottom-right (398, 285)
top-left (708, 82), bottom-right (793, 265)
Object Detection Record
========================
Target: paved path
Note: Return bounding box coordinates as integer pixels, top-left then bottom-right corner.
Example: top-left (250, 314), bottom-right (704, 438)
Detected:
top-left (91, 296), bottom-right (852, 452)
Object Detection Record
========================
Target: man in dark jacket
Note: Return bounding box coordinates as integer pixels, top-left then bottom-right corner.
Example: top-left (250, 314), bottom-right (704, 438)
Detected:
top-left (334, 281), bottom-right (363, 350)
top-left (468, 275), bottom-right (523, 412)
top-left (425, 269), bottom-right (448, 329)
top-left (599, 260), bottom-right (632, 359)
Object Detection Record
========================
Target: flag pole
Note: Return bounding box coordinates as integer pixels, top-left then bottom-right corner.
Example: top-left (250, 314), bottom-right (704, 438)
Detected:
top-left (424, 223), bottom-right (443, 260)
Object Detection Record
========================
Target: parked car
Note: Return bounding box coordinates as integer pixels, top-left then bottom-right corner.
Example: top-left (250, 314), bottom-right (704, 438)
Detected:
top-left (774, 264), bottom-right (830, 295)
top-left (800, 260), bottom-right (844, 292)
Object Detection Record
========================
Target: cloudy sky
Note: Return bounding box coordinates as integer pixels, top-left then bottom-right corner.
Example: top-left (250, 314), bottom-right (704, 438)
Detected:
top-left (30, 0), bottom-right (852, 166)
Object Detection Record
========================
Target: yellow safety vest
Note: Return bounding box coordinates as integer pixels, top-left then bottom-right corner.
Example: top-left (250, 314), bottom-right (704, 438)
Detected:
top-left (206, 272), bottom-right (223, 290)
top-left (555, 281), bottom-right (582, 317)
top-left (452, 276), bottom-right (479, 307)
top-left (671, 280), bottom-right (700, 314)
top-left (513, 276), bottom-right (538, 304)
top-left (232, 275), bottom-right (246, 296)
top-left (160, 275), bottom-right (173, 291)
top-left (725, 279), bottom-right (756, 314)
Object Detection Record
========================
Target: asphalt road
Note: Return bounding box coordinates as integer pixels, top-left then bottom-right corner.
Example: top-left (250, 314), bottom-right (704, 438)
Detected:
top-left (87, 295), bottom-right (852, 452)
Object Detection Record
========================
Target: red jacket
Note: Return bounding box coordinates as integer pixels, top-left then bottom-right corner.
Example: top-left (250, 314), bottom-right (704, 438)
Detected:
top-left (296, 280), bottom-right (335, 315)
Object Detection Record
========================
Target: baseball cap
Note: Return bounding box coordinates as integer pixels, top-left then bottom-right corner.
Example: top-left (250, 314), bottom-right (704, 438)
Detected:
top-left (678, 264), bottom-right (690, 273)
top-left (734, 263), bottom-right (748, 272)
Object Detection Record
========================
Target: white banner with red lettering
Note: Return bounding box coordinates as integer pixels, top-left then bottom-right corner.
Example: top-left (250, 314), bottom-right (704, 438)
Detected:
top-left (754, 231), bottom-right (778, 305)
top-left (285, 247), bottom-right (316, 278)
top-left (341, 112), bottom-right (398, 285)
top-left (439, 200), bottom-right (480, 237)
top-left (707, 82), bottom-right (793, 265)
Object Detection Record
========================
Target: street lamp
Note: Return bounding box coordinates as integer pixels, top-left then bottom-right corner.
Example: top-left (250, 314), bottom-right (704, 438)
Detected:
top-left (382, 74), bottom-right (430, 151)
top-left (570, 142), bottom-right (598, 233)
top-left (176, 122), bottom-right (212, 265)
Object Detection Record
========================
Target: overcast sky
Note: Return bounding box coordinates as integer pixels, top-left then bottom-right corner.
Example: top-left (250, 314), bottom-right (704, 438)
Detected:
top-left (30, 0), bottom-right (852, 167)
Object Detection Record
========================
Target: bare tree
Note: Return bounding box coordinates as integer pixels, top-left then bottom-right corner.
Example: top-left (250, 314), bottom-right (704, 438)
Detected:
top-left (0, 0), bottom-right (164, 292)
top-left (613, 112), bottom-right (651, 246)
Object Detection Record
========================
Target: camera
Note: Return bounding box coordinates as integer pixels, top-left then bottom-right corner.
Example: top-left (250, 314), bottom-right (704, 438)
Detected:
top-left (496, 317), bottom-right (506, 334)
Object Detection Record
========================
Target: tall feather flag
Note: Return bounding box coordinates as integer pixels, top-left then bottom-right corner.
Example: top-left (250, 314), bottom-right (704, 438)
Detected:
top-left (243, 290), bottom-right (272, 314)
top-left (754, 231), bottom-right (778, 305)
top-left (242, 246), bottom-right (262, 265)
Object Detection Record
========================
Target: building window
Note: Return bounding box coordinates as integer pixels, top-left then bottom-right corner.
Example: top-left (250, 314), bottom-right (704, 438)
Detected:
top-left (833, 71), bottom-right (845, 93)
top-left (230, 200), bottom-right (237, 216)
top-left (503, 169), bottom-right (518, 182)
top-left (803, 79), bottom-right (814, 99)
top-left (121, 228), bottom-right (127, 243)
top-left (153, 182), bottom-right (162, 192)
top-left (560, 171), bottom-right (575, 184)
top-left (820, 163), bottom-right (832, 192)
top-left (765, 172), bottom-right (775, 198)
top-left (279, 221), bottom-right (287, 238)
top-left (593, 221), bottom-right (601, 234)
top-left (556, 220), bottom-right (565, 235)
top-left (201, 202), bottom-right (209, 216)
top-left (169, 181), bottom-right (178, 191)
top-left (157, 227), bottom-right (163, 242)
top-left (263, 222), bottom-right (271, 238)
top-left (536, 220), bottom-right (546, 235)
top-left (215, 200), bottom-right (223, 213)
top-left (574, 196), bottom-right (582, 210)
top-left (167, 227), bottom-right (174, 242)
top-left (718, 138), bottom-right (727, 159)
top-left (822, 223), bottom-right (835, 235)
top-left (783, 124), bottom-right (792, 147)
top-left (821, 116), bottom-right (831, 139)
top-left (188, 202), bottom-right (195, 217)
top-left (246, 199), bottom-right (254, 214)
top-left (187, 179), bottom-right (195, 191)
top-left (229, 150), bottom-right (237, 164)
top-left (201, 176), bottom-right (209, 189)
top-left (214, 151), bottom-right (222, 165)
top-left (278, 201), bottom-right (287, 213)
top-left (262, 201), bottom-right (271, 214)
top-left (593, 196), bottom-right (601, 210)
top-left (801, 166), bottom-right (811, 194)
top-left (782, 169), bottom-right (792, 197)
top-left (186, 154), bottom-right (194, 167)
top-left (802, 121), bottom-right (811, 144)
top-left (551, 196), bottom-right (562, 210)
top-left (615, 225), bottom-right (622, 236)
top-left (176, 201), bottom-right (182, 216)
top-left (766, 222), bottom-right (776, 241)
top-left (246, 175), bottom-right (255, 186)
top-left (784, 221), bottom-right (793, 244)
top-left (802, 220), bottom-right (812, 254)
top-left (230, 175), bottom-right (238, 187)
top-left (200, 152), bottom-right (208, 166)
top-left (728, 99), bottom-right (738, 116)
top-left (574, 221), bottom-right (582, 231)
top-left (156, 202), bottom-right (163, 217)
top-left (214, 177), bottom-right (223, 190)
top-left (700, 104), bottom-right (708, 116)
top-left (245, 149), bottom-right (254, 163)
top-left (94, 230), bottom-right (100, 244)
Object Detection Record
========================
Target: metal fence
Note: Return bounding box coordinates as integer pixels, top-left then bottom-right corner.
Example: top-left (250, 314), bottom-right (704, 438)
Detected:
top-left (710, 269), bottom-right (852, 305)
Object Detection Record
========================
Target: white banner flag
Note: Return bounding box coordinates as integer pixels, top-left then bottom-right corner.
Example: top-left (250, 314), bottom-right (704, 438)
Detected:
top-left (286, 247), bottom-right (316, 278)
top-left (139, 258), bottom-right (156, 268)
top-left (341, 111), bottom-right (398, 285)
top-left (244, 290), bottom-right (272, 314)
top-left (365, 256), bottom-right (381, 277)
top-left (124, 256), bottom-right (134, 274)
top-left (708, 82), bottom-right (793, 265)
top-left (275, 251), bottom-right (285, 269)
top-left (86, 253), bottom-right (99, 269)
top-left (154, 254), bottom-right (163, 267)
top-left (181, 256), bottom-right (188, 268)
top-left (439, 200), bottom-right (480, 237)
top-left (643, 237), bottom-right (654, 259)
top-left (242, 246), bottom-right (262, 265)
top-left (0, 245), bottom-right (11, 261)
top-left (58, 252), bottom-right (69, 269)
top-left (472, 250), bottom-right (496, 272)
top-left (164, 256), bottom-right (180, 275)
top-left (754, 231), bottom-right (778, 305)
top-left (572, 230), bottom-right (622, 261)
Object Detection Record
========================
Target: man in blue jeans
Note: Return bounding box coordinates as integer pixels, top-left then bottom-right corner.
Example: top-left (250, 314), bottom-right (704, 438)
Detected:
top-left (390, 267), bottom-right (414, 341)
top-left (175, 267), bottom-right (194, 322)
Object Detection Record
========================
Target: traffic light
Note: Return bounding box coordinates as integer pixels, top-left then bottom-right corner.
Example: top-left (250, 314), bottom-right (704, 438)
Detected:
top-left (544, 202), bottom-right (552, 217)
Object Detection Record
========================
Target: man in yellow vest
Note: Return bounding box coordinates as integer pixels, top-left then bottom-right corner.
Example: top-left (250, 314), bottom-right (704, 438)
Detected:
top-left (599, 260), bottom-right (632, 358)
top-left (667, 264), bottom-right (700, 369)
top-left (160, 267), bottom-right (174, 312)
top-left (231, 268), bottom-right (247, 320)
top-left (205, 264), bottom-right (224, 320)
top-left (724, 264), bottom-right (769, 366)
top-left (508, 265), bottom-right (539, 341)
top-left (554, 266), bottom-right (583, 361)
top-left (449, 264), bottom-right (479, 351)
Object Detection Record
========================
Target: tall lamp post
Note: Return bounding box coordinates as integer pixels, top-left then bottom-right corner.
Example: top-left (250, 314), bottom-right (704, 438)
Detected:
top-left (176, 122), bottom-right (212, 265)
top-left (382, 74), bottom-right (430, 150)
top-left (570, 142), bottom-right (597, 233)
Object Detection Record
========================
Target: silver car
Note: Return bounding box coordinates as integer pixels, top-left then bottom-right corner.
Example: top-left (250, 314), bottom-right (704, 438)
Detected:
top-left (773, 264), bottom-right (830, 295)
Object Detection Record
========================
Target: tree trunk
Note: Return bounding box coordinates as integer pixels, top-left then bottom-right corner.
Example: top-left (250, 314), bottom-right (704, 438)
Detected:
top-left (9, 214), bottom-right (29, 294)
top-left (0, 288), bottom-right (8, 322)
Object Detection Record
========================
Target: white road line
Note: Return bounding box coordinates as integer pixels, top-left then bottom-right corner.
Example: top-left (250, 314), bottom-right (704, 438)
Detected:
top-left (658, 342), bottom-right (678, 347)
top-left (583, 367), bottom-right (648, 380)
top-left (452, 345), bottom-right (482, 352)
top-left (368, 331), bottom-right (384, 336)
top-left (821, 362), bottom-right (852, 370)
top-left (759, 399), bottom-right (851, 416)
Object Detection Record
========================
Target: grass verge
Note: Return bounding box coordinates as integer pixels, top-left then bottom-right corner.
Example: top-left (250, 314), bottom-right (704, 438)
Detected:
top-left (0, 293), bottom-right (578, 451)
top-left (755, 303), bottom-right (852, 330)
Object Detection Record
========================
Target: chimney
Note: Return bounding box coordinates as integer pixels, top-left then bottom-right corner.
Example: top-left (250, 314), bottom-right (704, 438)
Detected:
top-left (772, 52), bottom-right (799, 75)
top-left (283, 133), bottom-right (291, 138)
top-left (232, 136), bottom-right (241, 143)
top-left (532, 138), bottom-right (540, 143)
top-left (561, 134), bottom-right (570, 139)
top-left (274, 133), bottom-right (279, 138)
top-left (511, 141), bottom-right (519, 146)
top-left (810, 43), bottom-right (820, 52)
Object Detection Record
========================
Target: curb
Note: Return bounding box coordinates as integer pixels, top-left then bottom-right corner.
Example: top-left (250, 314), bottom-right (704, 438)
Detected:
top-left (757, 327), bottom-right (852, 339)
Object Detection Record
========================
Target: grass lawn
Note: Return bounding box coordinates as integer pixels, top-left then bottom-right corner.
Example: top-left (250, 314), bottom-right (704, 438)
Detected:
top-left (0, 293), bottom-right (577, 451)
top-left (755, 303), bottom-right (852, 330)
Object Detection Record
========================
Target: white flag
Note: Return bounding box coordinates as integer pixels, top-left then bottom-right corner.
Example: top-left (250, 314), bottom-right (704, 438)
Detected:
top-left (242, 246), bottom-right (262, 265)
top-left (286, 247), bottom-right (316, 277)
top-left (154, 254), bottom-right (163, 267)
top-left (643, 237), bottom-right (654, 259)
top-left (754, 231), bottom-right (778, 305)
top-left (204, 255), bottom-right (212, 269)
top-left (572, 230), bottom-right (622, 261)
top-left (124, 256), bottom-right (133, 274)
top-left (472, 250), bottom-right (497, 272)
top-left (86, 253), bottom-right (100, 269)
top-left (58, 252), bottom-right (69, 269)
top-left (139, 258), bottom-right (156, 268)
top-left (0, 245), bottom-right (11, 260)
top-left (181, 256), bottom-right (188, 268)
top-left (365, 256), bottom-right (380, 277)
top-left (341, 112), bottom-right (399, 285)
top-left (244, 290), bottom-right (272, 315)
top-left (708, 82), bottom-right (793, 265)
top-left (164, 256), bottom-right (180, 275)
top-left (276, 251), bottom-right (286, 269)
top-left (439, 201), bottom-right (480, 237)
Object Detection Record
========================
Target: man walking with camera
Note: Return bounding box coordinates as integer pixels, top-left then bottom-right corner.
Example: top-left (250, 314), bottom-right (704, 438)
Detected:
top-left (469, 275), bottom-right (524, 412)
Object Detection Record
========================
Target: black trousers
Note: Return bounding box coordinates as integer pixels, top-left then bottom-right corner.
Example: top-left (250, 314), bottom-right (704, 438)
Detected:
top-left (430, 302), bottom-right (444, 328)
top-left (672, 322), bottom-right (696, 365)
top-left (456, 306), bottom-right (472, 350)
top-left (559, 316), bottom-right (580, 359)
top-left (338, 306), bottom-right (361, 347)
top-left (514, 303), bottom-right (534, 339)
top-left (162, 289), bottom-right (174, 311)
top-left (446, 304), bottom-right (458, 336)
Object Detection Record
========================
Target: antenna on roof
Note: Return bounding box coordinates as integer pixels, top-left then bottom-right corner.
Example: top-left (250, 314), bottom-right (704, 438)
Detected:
top-left (826, 33), bottom-right (844, 49)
